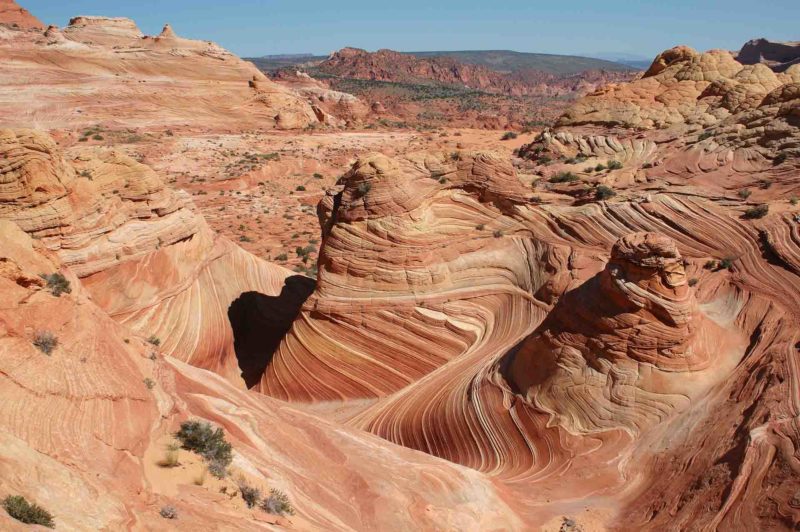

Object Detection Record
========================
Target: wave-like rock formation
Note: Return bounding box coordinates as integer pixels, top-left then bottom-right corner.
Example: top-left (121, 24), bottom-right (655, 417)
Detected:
top-left (0, 15), bottom-right (330, 130)
top-left (0, 216), bottom-right (519, 530)
top-left (0, 128), bottom-right (302, 387)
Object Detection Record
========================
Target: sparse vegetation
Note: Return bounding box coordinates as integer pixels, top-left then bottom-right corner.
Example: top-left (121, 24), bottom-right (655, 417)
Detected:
top-left (174, 420), bottom-right (233, 477)
top-left (595, 185), bottom-right (616, 200)
top-left (33, 331), bottom-right (58, 355)
top-left (549, 171), bottom-right (579, 183)
top-left (275, 253), bottom-right (288, 261)
top-left (160, 505), bottom-right (178, 520)
top-left (475, 224), bottom-right (485, 230)
top-left (158, 442), bottom-right (181, 468)
top-left (564, 154), bottom-right (587, 164)
top-left (313, 172), bottom-right (323, 179)
top-left (493, 230), bottom-right (503, 238)
top-left (737, 189), bottom-right (752, 199)
top-left (147, 335), bottom-right (161, 346)
top-left (698, 131), bottom-right (713, 141)
top-left (143, 378), bottom-right (155, 390)
top-left (773, 152), bottom-right (787, 165)
top-left (2, 495), bottom-right (55, 528)
top-left (594, 163), bottom-right (606, 172)
top-left (237, 478), bottom-right (261, 509)
top-left (743, 204), bottom-right (769, 219)
top-left (40, 272), bottom-right (71, 297)
top-left (688, 278), bottom-right (699, 287)
top-left (607, 160), bottom-right (623, 170)
top-left (501, 131), bottom-right (518, 140)
top-left (719, 258), bottom-right (734, 271)
top-left (296, 185), bottom-right (306, 191)
top-left (355, 181), bottom-right (372, 197)
top-left (261, 489), bottom-right (295, 516)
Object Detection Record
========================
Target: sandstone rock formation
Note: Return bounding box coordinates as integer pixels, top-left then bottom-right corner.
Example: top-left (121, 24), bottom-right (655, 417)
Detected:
top-left (0, 0), bottom-right (42, 29)
top-left (738, 38), bottom-right (800, 72)
top-left (0, 16), bottom-right (331, 130)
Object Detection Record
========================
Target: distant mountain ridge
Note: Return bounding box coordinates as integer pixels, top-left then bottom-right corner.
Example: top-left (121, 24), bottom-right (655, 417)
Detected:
top-left (249, 48), bottom-right (635, 75)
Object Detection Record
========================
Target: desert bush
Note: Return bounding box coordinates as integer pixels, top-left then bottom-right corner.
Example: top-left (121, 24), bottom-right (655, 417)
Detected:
top-left (239, 235), bottom-right (252, 243)
top-left (607, 160), bottom-right (623, 170)
top-left (2, 495), bottom-right (55, 528)
top-left (743, 204), bottom-right (769, 219)
top-left (737, 189), bottom-right (751, 199)
top-left (449, 151), bottom-right (461, 161)
top-left (158, 442), bottom-right (180, 468)
top-left (773, 152), bottom-right (787, 165)
top-left (549, 172), bottom-right (579, 184)
top-left (594, 163), bottom-right (606, 172)
top-left (207, 457), bottom-right (229, 479)
top-left (313, 173), bottom-right (323, 179)
top-left (790, 196), bottom-right (798, 206)
top-left (275, 253), bottom-right (288, 261)
top-left (704, 260), bottom-right (717, 270)
top-left (296, 185), bottom-right (306, 191)
top-left (493, 230), bottom-right (503, 238)
top-left (160, 505), bottom-right (178, 519)
top-left (355, 182), bottom-right (372, 197)
top-left (688, 278), bottom-right (699, 287)
top-left (719, 258), bottom-right (734, 270)
top-left (33, 331), bottom-right (58, 355)
top-left (261, 489), bottom-right (295, 516)
top-left (237, 479), bottom-right (261, 509)
top-left (698, 131), bottom-right (713, 141)
top-left (147, 335), bottom-right (161, 346)
top-left (475, 224), bottom-right (485, 230)
top-left (565, 154), bottom-right (588, 164)
top-left (501, 131), bottom-right (518, 140)
top-left (40, 272), bottom-right (71, 297)
top-left (174, 420), bottom-right (233, 474)
top-left (143, 378), bottom-right (155, 390)
top-left (595, 185), bottom-right (616, 200)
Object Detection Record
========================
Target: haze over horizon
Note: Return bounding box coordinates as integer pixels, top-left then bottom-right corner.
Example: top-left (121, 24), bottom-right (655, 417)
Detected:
top-left (22, 0), bottom-right (800, 60)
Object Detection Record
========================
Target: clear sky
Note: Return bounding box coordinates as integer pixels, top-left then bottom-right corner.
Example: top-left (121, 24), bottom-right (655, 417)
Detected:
top-left (22, 0), bottom-right (800, 60)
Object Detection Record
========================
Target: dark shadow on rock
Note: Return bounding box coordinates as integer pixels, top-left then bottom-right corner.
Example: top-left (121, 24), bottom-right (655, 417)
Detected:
top-left (227, 275), bottom-right (315, 388)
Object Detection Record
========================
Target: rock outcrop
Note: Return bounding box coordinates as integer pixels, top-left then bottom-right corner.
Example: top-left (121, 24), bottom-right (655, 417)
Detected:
top-left (0, 16), bottom-right (333, 130)
top-left (0, 0), bottom-right (42, 29)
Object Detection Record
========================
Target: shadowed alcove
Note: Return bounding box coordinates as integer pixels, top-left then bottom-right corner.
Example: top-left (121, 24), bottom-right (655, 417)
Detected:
top-left (227, 275), bottom-right (315, 388)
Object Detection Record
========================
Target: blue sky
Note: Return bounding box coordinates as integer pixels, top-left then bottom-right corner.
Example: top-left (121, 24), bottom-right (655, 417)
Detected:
top-left (23, 0), bottom-right (800, 59)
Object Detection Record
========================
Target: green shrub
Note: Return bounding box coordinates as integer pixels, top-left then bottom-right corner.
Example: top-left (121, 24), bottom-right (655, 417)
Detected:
top-left (147, 335), bottom-right (161, 346)
top-left (475, 224), bottom-right (485, 230)
top-left (40, 272), bottom-right (71, 297)
top-left (296, 185), bottom-right (306, 191)
top-left (313, 173), bottom-right (323, 179)
top-left (92, 134), bottom-right (104, 141)
top-left (704, 260), bottom-right (717, 270)
top-left (773, 152), bottom-right (787, 165)
top-left (2, 495), bottom-right (55, 528)
top-left (493, 230), bottom-right (503, 238)
top-left (143, 378), bottom-right (155, 390)
top-left (275, 253), bottom-right (288, 261)
top-left (565, 154), bottom-right (587, 164)
top-left (261, 489), bottom-right (295, 516)
top-left (595, 185), bottom-right (616, 200)
top-left (501, 131), bottom-right (518, 140)
top-left (594, 163), bottom-right (606, 172)
top-left (33, 331), bottom-right (57, 355)
top-left (688, 278), bottom-right (698, 287)
top-left (719, 258), bottom-right (734, 270)
top-left (239, 235), bottom-right (252, 243)
top-left (737, 189), bottom-right (751, 199)
top-left (160, 505), bottom-right (178, 519)
top-left (607, 160), bottom-right (623, 170)
top-left (174, 420), bottom-right (233, 475)
top-left (743, 204), bottom-right (769, 219)
top-left (549, 172), bottom-right (579, 183)
top-left (698, 131), bottom-right (713, 141)
top-left (355, 182), bottom-right (372, 197)
top-left (237, 479), bottom-right (261, 509)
